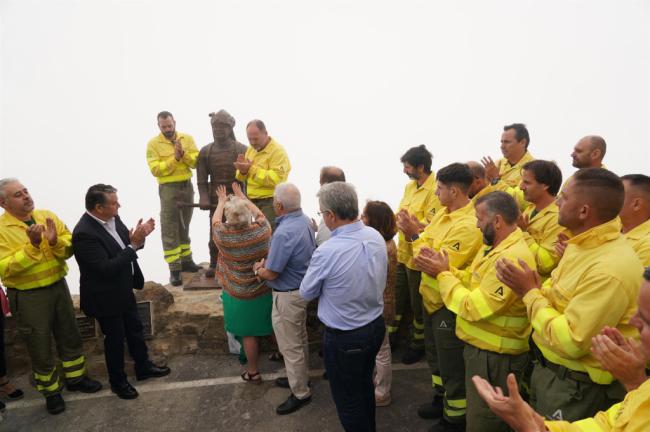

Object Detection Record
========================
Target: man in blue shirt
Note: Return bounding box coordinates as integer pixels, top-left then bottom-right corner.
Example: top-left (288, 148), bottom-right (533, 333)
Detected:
top-left (253, 183), bottom-right (316, 415)
top-left (300, 181), bottom-right (387, 432)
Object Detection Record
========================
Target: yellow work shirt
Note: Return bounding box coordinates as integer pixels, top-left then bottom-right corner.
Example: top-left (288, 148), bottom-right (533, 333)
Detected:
top-left (546, 378), bottom-right (650, 432)
top-left (493, 151), bottom-right (535, 189)
top-left (0, 210), bottom-right (72, 290)
top-left (521, 203), bottom-right (567, 277)
top-left (396, 174), bottom-right (443, 269)
top-left (469, 185), bottom-right (493, 206)
top-left (146, 132), bottom-right (199, 184)
top-left (624, 219), bottom-right (650, 266)
top-left (438, 228), bottom-right (536, 355)
top-left (522, 219), bottom-right (643, 384)
top-left (412, 201), bottom-right (482, 314)
top-left (235, 138), bottom-right (291, 199)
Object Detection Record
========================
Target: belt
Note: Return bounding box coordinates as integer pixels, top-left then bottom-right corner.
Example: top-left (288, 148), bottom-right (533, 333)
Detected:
top-left (272, 288), bottom-right (299, 293)
top-left (250, 197), bottom-right (274, 203)
top-left (530, 340), bottom-right (593, 384)
top-left (325, 315), bottom-right (382, 335)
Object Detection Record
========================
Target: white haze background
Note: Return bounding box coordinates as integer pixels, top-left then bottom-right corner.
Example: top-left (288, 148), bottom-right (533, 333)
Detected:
top-left (1, 0), bottom-right (649, 293)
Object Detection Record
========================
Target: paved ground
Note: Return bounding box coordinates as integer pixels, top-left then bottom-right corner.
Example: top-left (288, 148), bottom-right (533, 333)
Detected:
top-left (0, 350), bottom-right (438, 432)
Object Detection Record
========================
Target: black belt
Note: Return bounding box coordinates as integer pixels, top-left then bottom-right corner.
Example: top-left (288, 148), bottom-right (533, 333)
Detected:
top-left (325, 316), bottom-right (382, 335)
top-left (272, 288), bottom-right (299, 293)
top-left (530, 340), bottom-right (593, 384)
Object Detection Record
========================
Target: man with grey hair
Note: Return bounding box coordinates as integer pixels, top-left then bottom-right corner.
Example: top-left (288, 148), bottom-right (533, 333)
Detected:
top-left (254, 183), bottom-right (316, 415)
top-left (300, 181), bottom-right (387, 431)
top-left (0, 178), bottom-right (102, 415)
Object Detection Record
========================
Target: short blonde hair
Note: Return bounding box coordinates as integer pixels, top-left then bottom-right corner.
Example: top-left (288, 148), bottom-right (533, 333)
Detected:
top-left (224, 197), bottom-right (252, 228)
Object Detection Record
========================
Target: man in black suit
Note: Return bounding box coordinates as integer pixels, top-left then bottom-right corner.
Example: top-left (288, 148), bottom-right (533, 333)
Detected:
top-left (72, 184), bottom-right (171, 399)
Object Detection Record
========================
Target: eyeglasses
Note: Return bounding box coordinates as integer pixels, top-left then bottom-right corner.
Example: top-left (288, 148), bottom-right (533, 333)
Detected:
top-left (317, 209), bottom-right (330, 217)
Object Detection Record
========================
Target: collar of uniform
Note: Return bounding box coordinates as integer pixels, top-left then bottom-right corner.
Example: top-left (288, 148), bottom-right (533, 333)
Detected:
top-left (443, 199), bottom-right (475, 222)
top-left (275, 209), bottom-right (304, 226)
top-left (503, 151), bottom-right (534, 170)
top-left (0, 210), bottom-right (36, 227)
top-left (331, 219), bottom-right (364, 237)
top-left (567, 218), bottom-right (622, 248)
top-left (483, 227), bottom-right (525, 259)
top-left (523, 201), bottom-right (558, 219)
top-left (409, 171), bottom-right (437, 192)
top-left (256, 137), bottom-right (277, 155)
top-left (157, 131), bottom-right (187, 144)
top-left (625, 218), bottom-right (650, 240)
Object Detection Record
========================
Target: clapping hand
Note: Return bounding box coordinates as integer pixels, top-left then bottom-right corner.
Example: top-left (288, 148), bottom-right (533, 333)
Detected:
top-left (472, 374), bottom-right (546, 432)
top-left (233, 154), bottom-right (252, 175)
top-left (26, 224), bottom-right (45, 247)
top-left (517, 213), bottom-right (530, 232)
top-left (495, 258), bottom-right (540, 297)
top-left (413, 248), bottom-right (449, 277)
top-left (481, 156), bottom-right (500, 182)
top-left (44, 218), bottom-right (58, 246)
top-left (396, 210), bottom-right (423, 238)
top-left (173, 138), bottom-right (184, 161)
top-left (129, 218), bottom-right (155, 249)
top-left (591, 326), bottom-right (648, 391)
top-left (555, 233), bottom-right (569, 258)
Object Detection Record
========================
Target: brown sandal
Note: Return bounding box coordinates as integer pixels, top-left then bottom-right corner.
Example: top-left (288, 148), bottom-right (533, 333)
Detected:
top-left (0, 379), bottom-right (24, 401)
top-left (240, 370), bottom-right (262, 385)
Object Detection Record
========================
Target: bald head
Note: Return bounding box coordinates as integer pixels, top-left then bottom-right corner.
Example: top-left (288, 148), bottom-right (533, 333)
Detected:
top-left (466, 161), bottom-right (488, 199)
top-left (320, 166), bottom-right (346, 186)
top-left (571, 135), bottom-right (606, 168)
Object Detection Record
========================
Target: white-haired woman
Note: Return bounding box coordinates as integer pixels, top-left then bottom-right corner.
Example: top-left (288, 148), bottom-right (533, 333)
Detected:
top-left (212, 183), bottom-right (272, 384)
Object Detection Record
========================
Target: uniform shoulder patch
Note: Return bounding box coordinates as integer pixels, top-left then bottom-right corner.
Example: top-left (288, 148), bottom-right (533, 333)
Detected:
top-left (451, 242), bottom-right (460, 251)
top-left (494, 286), bottom-right (504, 296)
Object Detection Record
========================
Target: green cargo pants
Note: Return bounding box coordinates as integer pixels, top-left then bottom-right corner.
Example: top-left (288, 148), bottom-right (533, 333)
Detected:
top-left (432, 307), bottom-right (466, 423)
top-left (391, 264), bottom-right (424, 351)
top-left (251, 197), bottom-right (276, 231)
top-left (7, 279), bottom-right (87, 397)
top-left (529, 361), bottom-right (625, 422)
top-left (464, 344), bottom-right (529, 432)
top-left (159, 180), bottom-right (194, 271)
top-left (422, 308), bottom-right (444, 399)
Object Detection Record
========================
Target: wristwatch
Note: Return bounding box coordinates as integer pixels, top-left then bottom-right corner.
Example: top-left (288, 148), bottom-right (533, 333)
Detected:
top-left (491, 177), bottom-right (500, 186)
top-left (410, 233), bottom-right (419, 242)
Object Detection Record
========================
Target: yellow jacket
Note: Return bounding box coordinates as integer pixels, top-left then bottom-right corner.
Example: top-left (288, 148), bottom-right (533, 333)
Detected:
top-left (412, 201), bottom-right (482, 314)
top-left (494, 151), bottom-right (535, 189)
top-left (438, 228), bottom-right (536, 355)
top-left (396, 174), bottom-right (443, 268)
top-left (521, 203), bottom-right (567, 277)
top-left (235, 138), bottom-right (291, 199)
top-left (523, 219), bottom-right (643, 384)
top-left (546, 378), bottom-right (650, 432)
top-left (146, 132), bottom-right (199, 184)
top-left (0, 210), bottom-right (72, 290)
top-left (624, 219), bottom-right (650, 265)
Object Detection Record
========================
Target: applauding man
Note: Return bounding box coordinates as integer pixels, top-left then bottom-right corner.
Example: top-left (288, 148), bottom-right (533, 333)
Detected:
top-left (73, 184), bottom-right (170, 400)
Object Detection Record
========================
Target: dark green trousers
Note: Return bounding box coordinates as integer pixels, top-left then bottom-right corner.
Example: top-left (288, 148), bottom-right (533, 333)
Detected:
top-left (159, 180), bottom-right (194, 271)
top-left (423, 308), bottom-right (443, 397)
top-left (464, 344), bottom-right (529, 432)
top-left (432, 307), bottom-right (466, 423)
top-left (7, 279), bottom-right (86, 397)
top-left (392, 264), bottom-right (424, 350)
top-left (251, 197), bottom-right (276, 231)
top-left (529, 361), bottom-right (625, 422)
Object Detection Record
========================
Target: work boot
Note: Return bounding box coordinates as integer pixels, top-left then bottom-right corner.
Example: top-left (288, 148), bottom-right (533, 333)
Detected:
top-left (181, 261), bottom-right (202, 273)
top-left (66, 376), bottom-right (103, 393)
top-left (170, 271), bottom-right (182, 286)
top-left (428, 418), bottom-right (465, 432)
top-left (45, 394), bottom-right (65, 415)
top-left (418, 394), bottom-right (444, 419)
top-left (401, 347), bottom-right (424, 364)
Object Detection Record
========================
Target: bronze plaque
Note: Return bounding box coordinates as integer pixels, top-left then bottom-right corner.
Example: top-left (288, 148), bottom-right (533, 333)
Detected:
top-left (76, 315), bottom-right (97, 339)
top-left (137, 301), bottom-right (154, 339)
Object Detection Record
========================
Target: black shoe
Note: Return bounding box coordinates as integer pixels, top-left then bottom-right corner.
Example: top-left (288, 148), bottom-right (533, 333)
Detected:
top-left (0, 400), bottom-right (5, 412)
top-left (429, 418), bottom-right (465, 432)
top-left (66, 376), bottom-right (103, 393)
top-left (388, 332), bottom-right (399, 349)
top-left (136, 363), bottom-right (171, 381)
top-left (45, 394), bottom-right (65, 415)
top-left (181, 261), bottom-right (202, 273)
top-left (111, 381), bottom-right (139, 400)
top-left (418, 395), bottom-right (444, 419)
top-left (170, 271), bottom-right (182, 286)
top-left (401, 347), bottom-right (424, 365)
top-left (275, 377), bottom-right (312, 389)
top-left (205, 266), bottom-right (216, 278)
top-left (276, 394), bottom-right (311, 415)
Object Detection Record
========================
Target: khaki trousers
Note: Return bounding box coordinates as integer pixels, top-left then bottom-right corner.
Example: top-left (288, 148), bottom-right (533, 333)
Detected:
top-left (373, 330), bottom-right (392, 399)
top-left (271, 290), bottom-right (310, 399)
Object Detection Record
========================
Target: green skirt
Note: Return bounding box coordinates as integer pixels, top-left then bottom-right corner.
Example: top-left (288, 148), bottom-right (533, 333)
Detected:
top-left (222, 290), bottom-right (272, 337)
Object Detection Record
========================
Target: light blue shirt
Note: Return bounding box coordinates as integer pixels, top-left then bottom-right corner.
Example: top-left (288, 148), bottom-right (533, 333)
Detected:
top-left (265, 209), bottom-right (316, 291)
top-left (299, 220), bottom-right (387, 330)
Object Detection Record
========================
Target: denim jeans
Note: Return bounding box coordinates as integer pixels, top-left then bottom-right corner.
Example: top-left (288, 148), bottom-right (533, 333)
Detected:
top-left (323, 316), bottom-right (385, 432)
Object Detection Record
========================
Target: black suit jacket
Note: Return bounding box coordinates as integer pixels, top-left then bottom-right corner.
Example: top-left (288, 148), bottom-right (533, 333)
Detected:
top-left (72, 213), bottom-right (145, 318)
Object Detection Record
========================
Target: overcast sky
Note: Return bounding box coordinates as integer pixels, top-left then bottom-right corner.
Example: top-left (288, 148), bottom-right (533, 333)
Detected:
top-left (1, 0), bottom-right (649, 292)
